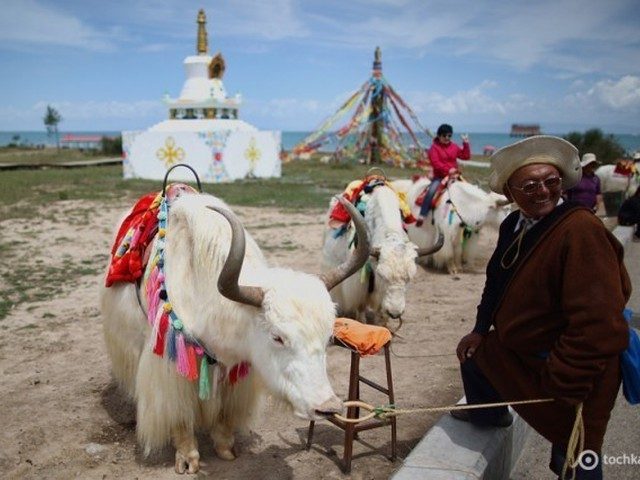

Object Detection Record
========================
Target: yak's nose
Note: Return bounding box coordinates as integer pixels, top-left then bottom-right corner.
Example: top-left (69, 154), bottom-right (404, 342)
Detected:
top-left (314, 396), bottom-right (343, 416)
top-left (386, 309), bottom-right (403, 319)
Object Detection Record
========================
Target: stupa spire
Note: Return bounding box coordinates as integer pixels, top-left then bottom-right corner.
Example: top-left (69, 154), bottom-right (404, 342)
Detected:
top-left (197, 9), bottom-right (208, 55)
top-left (373, 46), bottom-right (382, 74)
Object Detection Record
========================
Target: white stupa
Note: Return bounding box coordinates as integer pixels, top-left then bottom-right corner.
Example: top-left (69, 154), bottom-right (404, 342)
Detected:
top-left (122, 9), bottom-right (281, 182)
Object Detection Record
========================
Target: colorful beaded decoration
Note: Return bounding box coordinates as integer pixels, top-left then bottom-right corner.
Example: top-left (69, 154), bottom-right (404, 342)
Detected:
top-left (142, 186), bottom-right (249, 400)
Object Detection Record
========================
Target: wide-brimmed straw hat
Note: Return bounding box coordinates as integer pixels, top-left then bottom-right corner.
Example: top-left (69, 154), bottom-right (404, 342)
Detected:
top-left (580, 153), bottom-right (600, 168)
top-left (489, 135), bottom-right (581, 194)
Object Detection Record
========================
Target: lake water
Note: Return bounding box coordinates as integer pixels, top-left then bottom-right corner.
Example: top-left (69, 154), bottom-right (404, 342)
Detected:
top-left (2, 130), bottom-right (640, 156)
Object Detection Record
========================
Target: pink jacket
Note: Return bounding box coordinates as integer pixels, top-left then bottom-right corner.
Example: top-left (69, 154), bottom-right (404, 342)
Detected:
top-left (428, 139), bottom-right (470, 178)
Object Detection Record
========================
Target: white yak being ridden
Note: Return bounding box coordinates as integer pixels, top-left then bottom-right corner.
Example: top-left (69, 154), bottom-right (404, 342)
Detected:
top-left (322, 175), bottom-right (443, 327)
top-left (403, 176), bottom-right (509, 274)
top-left (595, 160), bottom-right (640, 198)
top-left (100, 187), bottom-right (369, 474)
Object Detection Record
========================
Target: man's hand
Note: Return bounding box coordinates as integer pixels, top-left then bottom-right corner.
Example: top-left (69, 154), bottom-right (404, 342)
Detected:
top-left (461, 133), bottom-right (469, 143)
top-left (456, 332), bottom-right (484, 363)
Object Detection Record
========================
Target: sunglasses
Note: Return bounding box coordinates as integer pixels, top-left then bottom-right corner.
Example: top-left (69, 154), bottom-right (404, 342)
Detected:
top-left (509, 176), bottom-right (562, 196)
top-left (440, 133), bottom-right (452, 138)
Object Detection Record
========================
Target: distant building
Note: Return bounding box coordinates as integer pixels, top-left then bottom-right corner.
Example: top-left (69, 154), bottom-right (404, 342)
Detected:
top-left (61, 134), bottom-right (104, 149)
top-left (510, 124), bottom-right (541, 137)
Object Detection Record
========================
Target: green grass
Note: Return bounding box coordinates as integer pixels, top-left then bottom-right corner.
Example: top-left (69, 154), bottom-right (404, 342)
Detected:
top-left (0, 156), bottom-right (489, 215)
top-left (0, 147), bottom-right (110, 165)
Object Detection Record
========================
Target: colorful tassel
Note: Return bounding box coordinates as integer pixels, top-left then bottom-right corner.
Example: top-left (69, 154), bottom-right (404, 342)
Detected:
top-left (153, 312), bottom-right (169, 356)
top-left (186, 344), bottom-right (199, 381)
top-left (199, 357), bottom-right (210, 400)
top-left (166, 324), bottom-right (177, 361)
top-left (176, 334), bottom-right (189, 376)
top-left (149, 305), bottom-right (163, 348)
top-left (139, 186), bottom-right (246, 392)
top-left (228, 362), bottom-right (251, 385)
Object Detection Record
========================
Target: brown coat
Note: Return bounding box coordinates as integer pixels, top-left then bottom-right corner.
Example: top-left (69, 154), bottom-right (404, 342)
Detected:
top-left (474, 206), bottom-right (631, 451)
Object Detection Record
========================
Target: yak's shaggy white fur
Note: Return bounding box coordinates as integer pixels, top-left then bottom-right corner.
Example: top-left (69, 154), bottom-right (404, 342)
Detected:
top-left (101, 192), bottom-right (342, 474)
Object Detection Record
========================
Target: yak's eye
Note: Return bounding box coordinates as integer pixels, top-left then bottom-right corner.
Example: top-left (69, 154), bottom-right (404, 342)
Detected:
top-left (272, 334), bottom-right (284, 345)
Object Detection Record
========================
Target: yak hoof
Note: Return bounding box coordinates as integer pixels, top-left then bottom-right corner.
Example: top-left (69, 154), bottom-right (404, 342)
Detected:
top-left (215, 445), bottom-right (237, 461)
top-left (175, 449), bottom-right (200, 474)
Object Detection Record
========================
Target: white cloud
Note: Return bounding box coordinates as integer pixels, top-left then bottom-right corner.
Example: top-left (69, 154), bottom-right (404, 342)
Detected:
top-left (124, 0), bottom-right (309, 42)
top-left (32, 100), bottom-right (165, 119)
top-left (0, 100), bottom-right (161, 124)
top-left (309, 4), bottom-right (472, 50)
top-left (588, 76), bottom-right (640, 109)
top-left (565, 76), bottom-right (640, 110)
top-left (406, 80), bottom-right (507, 116)
top-left (219, 0), bottom-right (309, 40)
top-left (244, 97), bottom-right (321, 119)
top-left (0, 99), bottom-right (167, 130)
top-left (302, 0), bottom-right (640, 77)
top-left (0, 0), bottom-right (116, 51)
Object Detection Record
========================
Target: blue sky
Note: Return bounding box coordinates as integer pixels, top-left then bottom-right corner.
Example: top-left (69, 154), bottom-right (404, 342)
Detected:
top-left (1, 0), bottom-right (639, 133)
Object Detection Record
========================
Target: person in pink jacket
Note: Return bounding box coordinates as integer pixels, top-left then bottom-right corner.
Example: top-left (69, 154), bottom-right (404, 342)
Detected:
top-left (417, 124), bottom-right (471, 225)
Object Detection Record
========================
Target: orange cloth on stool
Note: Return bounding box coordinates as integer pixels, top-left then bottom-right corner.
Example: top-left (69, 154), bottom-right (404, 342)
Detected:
top-left (333, 317), bottom-right (392, 356)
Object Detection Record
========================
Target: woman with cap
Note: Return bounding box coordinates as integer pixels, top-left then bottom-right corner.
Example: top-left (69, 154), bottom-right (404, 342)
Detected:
top-left (416, 124), bottom-right (470, 226)
top-left (564, 153), bottom-right (603, 213)
top-left (452, 136), bottom-right (630, 479)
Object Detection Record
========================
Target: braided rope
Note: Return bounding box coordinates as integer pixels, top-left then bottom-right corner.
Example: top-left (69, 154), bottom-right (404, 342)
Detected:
top-left (333, 398), bottom-right (553, 423)
top-left (561, 403), bottom-right (585, 480)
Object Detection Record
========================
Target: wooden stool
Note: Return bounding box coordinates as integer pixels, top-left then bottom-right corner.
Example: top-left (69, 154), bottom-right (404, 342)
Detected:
top-left (306, 338), bottom-right (396, 473)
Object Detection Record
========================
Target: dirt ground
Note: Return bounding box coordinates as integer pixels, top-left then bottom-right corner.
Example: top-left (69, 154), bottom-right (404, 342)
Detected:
top-left (0, 199), bottom-right (498, 479)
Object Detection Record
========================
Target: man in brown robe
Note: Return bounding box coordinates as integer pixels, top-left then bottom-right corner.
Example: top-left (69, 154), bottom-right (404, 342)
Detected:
top-left (454, 136), bottom-right (631, 480)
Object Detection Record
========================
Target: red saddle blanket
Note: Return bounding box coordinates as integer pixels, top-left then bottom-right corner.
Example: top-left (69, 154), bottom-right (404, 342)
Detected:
top-left (614, 160), bottom-right (637, 177)
top-left (105, 184), bottom-right (196, 287)
top-left (414, 177), bottom-right (449, 209)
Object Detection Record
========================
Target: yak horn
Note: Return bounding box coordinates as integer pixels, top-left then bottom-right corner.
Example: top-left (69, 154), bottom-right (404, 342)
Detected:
top-left (416, 231), bottom-right (444, 258)
top-left (321, 196), bottom-right (370, 291)
top-left (206, 206), bottom-right (265, 308)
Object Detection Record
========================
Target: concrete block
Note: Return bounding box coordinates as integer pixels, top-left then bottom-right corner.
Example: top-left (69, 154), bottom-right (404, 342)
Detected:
top-left (391, 397), bottom-right (531, 480)
top-left (614, 225), bottom-right (635, 245)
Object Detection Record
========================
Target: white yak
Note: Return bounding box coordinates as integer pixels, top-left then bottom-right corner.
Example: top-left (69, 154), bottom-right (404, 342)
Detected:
top-left (100, 192), bottom-right (369, 474)
top-left (595, 163), bottom-right (640, 198)
top-left (322, 183), bottom-right (443, 326)
top-left (403, 177), bottom-right (508, 274)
